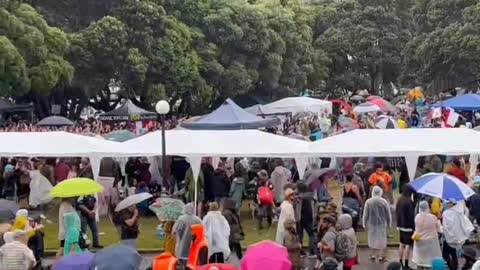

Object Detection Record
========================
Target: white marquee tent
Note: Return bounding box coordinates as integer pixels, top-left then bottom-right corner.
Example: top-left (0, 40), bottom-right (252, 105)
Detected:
top-left (309, 128), bottom-right (480, 181)
top-left (253, 97), bottom-right (332, 115)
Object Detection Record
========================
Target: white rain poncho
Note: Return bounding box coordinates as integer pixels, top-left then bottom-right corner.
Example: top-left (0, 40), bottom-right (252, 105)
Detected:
top-left (443, 203), bottom-right (474, 249)
top-left (271, 166), bottom-right (292, 203)
top-left (362, 186), bottom-right (391, 249)
top-left (412, 201), bottom-right (442, 267)
top-left (276, 200), bottom-right (295, 243)
top-left (202, 210), bottom-right (230, 258)
top-left (28, 170), bottom-right (53, 207)
top-left (172, 203), bottom-right (201, 260)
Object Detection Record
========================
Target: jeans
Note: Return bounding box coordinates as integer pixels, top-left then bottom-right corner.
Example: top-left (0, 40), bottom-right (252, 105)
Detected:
top-left (442, 240), bottom-right (458, 270)
top-left (297, 220), bottom-right (315, 253)
top-left (80, 216), bottom-right (99, 246)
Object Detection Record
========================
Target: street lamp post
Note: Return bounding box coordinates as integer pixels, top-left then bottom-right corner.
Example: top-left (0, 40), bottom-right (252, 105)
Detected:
top-left (155, 100), bottom-right (170, 192)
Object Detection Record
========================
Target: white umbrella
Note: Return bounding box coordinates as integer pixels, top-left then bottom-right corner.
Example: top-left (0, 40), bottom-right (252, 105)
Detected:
top-left (115, 193), bottom-right (153, 212)
top-left (353, 102), bottom-right (381, 114)
top-left (375, 116), bottom-right (399, 129)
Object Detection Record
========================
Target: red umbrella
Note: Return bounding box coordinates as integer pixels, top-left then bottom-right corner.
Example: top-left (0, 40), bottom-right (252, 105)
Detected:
top-left (331, 99), bottom-right (353, 113)
top-left (366, 96), bottom-right (396, 111)
top-left (196, 264), bottom-right (239, 270)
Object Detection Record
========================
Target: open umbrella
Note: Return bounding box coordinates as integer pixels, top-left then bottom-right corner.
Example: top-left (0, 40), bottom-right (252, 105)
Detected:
top-left (353, 102), bottom-right (381, 114)
top-left (306, 168), bottom-right (337, 190)
top-left (409, 173), bottom-right (475, 200)
top-left (103, 130), bottom-right (136, 142)
top-left (0, 199), bottom-right (19, 222)
top-left (196, 264), bottom-right (239, 270)
top-left (241, 241), bottom-right (291, 270)
top-left (366, 96), bottom-right (397, 112)
top-left (37, 116), bottom-right (74, 127)
top-left (53, 251), bottom-right (94, 270)
top-left (93, 244), bottom-right (142, 270)
top-left (375, 116), bottom-right (399, 129)
top-left (149, 197), bottom-right (185, 221)
top-left (115, 193), bottom-right (153, 212)
top-left (350, 95), bottom-right (364, 102)
top-left (50, 178), bottom-right (104, 198)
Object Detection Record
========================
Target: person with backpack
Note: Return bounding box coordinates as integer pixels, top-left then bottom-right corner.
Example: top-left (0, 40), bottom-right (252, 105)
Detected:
top-left (336, 214), bottom-right (357, 270)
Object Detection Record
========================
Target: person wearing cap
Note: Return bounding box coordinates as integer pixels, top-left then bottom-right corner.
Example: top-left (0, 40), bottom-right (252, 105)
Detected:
top-left (0, 230), bottom-right (36, 270)
top-left (442, 198), bottom-right (474, 270)
top-left (275, 188), bottom-right (296, 243)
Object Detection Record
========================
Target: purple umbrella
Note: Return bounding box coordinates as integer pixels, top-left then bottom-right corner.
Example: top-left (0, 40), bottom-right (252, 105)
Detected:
top-left (52, 252), bottom-right (94, 270)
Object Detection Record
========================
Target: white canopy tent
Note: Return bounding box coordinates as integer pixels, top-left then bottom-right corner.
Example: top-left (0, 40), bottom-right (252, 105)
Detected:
top-left (254, 97), bottom-right (332, 115)
top-left (309, 128), bottom-right (480, 181)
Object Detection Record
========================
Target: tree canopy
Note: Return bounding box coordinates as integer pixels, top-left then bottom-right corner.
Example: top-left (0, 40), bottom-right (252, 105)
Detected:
top-left (0, 0), bottom-right (479, 117)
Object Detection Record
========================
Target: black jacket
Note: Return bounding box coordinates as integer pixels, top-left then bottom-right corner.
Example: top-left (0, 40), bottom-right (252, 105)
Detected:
top-left (396, 195), bottom-right (415, 230)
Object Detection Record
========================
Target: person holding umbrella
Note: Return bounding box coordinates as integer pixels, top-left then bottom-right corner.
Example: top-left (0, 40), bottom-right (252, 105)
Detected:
top-left (114, 193), bottom-right (152, 248)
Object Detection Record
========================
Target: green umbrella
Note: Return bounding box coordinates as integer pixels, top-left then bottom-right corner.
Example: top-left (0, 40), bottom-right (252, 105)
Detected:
top-left (149, 197), bottom-right (185, 221)
top-left (103, 130), bottom-right (136, 142)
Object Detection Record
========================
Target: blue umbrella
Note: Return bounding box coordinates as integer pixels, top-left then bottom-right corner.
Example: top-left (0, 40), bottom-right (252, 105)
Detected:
top-left (52, 252), bottom-right (94, 270)
top-left (409, 173), bottom-right (475, 200)
top-left (93, 244), bottom-right (142, 270)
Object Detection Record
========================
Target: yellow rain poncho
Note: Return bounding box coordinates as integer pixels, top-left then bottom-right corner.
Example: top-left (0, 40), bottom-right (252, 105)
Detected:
top-left (11, 215), bottom-right (35, 239)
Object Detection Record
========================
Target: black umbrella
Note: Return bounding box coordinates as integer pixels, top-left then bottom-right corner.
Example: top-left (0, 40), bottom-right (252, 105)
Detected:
top-left (37, 116), bottom-right (74, 127)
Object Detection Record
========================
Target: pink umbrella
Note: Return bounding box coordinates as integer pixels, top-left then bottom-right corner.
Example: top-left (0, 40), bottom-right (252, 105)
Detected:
top-left (241, 241), bottom-right (291, 270)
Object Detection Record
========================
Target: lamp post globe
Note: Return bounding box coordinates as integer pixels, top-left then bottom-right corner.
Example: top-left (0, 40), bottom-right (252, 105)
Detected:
top-left (155, 100), bottom-right (170, 115)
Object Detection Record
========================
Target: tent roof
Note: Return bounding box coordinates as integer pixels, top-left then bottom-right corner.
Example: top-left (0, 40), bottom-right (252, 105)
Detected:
top-left (121, 129), bottom-right (310, 157)
top-left (309, 128), bottom-right (480, 157)
top-left (180, 98), bottom-right (280, 130)
top-left (0, 132), bottom-right (120, 157)
top-left (0, 99), bottom-right (32, 112)
top-left (258, 97), bottom-right (332, 115)
top-left (37, 116), bottom-right (74, 126)
top-left (432, 93), bottom-right (480, 110)
top-left (99, 99), bottom-right (156, 121)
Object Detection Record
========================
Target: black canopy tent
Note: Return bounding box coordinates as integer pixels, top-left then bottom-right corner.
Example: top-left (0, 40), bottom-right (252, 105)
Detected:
top-left (98, 99), bottom-right (157, 121)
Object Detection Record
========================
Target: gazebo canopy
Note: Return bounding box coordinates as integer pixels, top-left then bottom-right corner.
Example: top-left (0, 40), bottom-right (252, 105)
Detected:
top-left (99, 99), bottom-right (157, 121)
top-left (37, 116), bottom-right (74, 127)
top-left (180, 98), bottom-right (280, 130)
top-left (432, 93), bottom-right (480, 110)
top-left (0, 99), bottom-right (32, 112)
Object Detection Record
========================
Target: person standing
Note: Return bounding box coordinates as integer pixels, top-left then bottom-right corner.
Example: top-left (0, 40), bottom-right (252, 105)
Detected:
top-left (318, 215), bottom-right (337, 261)
top-left (442, 199), bottom-right (474, 270)
top-left (229, 168), bottom-right (246, 212)
top-left (0, 230), bottom-right (36, 270)
top-left (222, 198), bottom-right (244, 259)
top-left (256, 170), bottom-right (274, 230)
top-left (295, 182), bottom-right (315, 253)
top-left (337, 214), bottom-right (358, 270)
top-left (363, 186), bottom-right (391, 263)
top-left (276, 188), bottom-right (296, 243)
top-left (58, 198), bottom-right (77, 257)
top-left (447, 159), bottom-right (467, 183)
top-left (202, 202), bottom-right (230, 263)
top-left (78, 158), bottom-right (94, 179)
top-left (396, 186), bottom-right (415, 270)
top-left (270, 159), bottom-right (292, 206)
top-left (117, 205), bottom-right (139, 248)
top-left (412, 201), bottom-right (442, 270)
top-left (172, 203), bottom-right (202, 270)
top-left (77, 195), bottom-right (102, 249)
top-left (281, 218), bottom-right (304, 270)
top-left (55, 158), bottom-right (70, 183)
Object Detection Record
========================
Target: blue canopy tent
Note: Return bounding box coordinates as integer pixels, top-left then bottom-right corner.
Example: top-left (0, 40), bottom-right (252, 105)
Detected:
top-left (180, 98), bottom-right (280, 130)
top-left (432, 93), bottom-right (480, 110)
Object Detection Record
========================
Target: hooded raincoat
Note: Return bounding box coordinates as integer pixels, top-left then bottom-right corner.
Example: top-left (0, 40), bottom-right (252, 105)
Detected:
top-left (412, 201), bottom-right (442, 267)
top-left (28, 170), bottom-right (53, 208)
top-left (443, 203), bottom-right (474, 249)
top-left (172, 203), bottom-right (202, 260)
top-left (271, 166), bottom-right (292, 204)
top-left (202, 210), bottom-right (231, 258)
top-left (276, 199), bottom-right (295, 243)
top-left (362, 186), bottom-right (391, 249)
top-left (63, 211), bottom-right (83, 256)
top-left (229, 177), bottom-right (246, 210)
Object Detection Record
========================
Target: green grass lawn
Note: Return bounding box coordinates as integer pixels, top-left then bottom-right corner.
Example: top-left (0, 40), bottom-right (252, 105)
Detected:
top-left (42, 182), bottom-right (400, 250)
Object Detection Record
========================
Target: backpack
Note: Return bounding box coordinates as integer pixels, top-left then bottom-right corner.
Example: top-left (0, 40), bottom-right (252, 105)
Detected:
top-left (258, 186), bottom-right (274, 205)
top-left (334, 231), bottom-right (352, 262)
